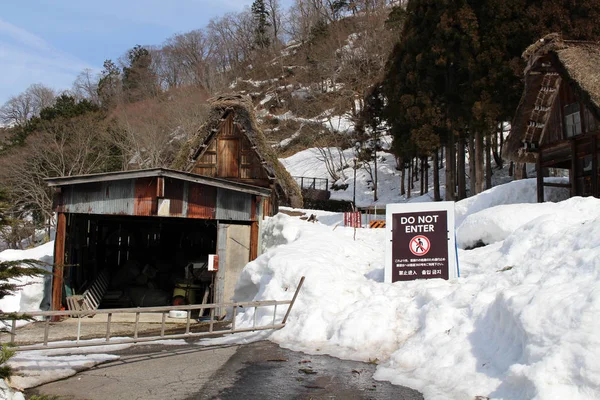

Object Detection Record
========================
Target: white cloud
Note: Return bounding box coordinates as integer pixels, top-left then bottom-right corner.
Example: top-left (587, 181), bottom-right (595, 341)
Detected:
top-left (0, 17), bottom-right (93, 104)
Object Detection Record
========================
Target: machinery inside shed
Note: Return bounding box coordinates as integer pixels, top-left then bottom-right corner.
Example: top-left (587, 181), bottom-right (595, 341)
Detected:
top-left (63, 213), bottom-right (218, 309)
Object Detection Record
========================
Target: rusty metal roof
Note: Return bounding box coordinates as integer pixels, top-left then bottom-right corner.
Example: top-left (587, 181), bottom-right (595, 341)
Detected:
top-left (45, 168), bottom-right (271, 197)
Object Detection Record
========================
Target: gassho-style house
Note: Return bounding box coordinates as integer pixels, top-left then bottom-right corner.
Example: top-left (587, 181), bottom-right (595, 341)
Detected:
top-left (503, 33), bottom-right (600, 202)
top-left (46, 94), bottom-right (302, 313)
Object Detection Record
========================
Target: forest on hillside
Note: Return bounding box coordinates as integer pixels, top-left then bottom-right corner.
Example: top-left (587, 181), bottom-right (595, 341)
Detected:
top-left (0, 0), bottom-right (599, 248)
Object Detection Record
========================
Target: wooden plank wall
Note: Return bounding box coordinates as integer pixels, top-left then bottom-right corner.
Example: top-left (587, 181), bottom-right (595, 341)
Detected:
top-left (192, 112), bottom-right (269, 184)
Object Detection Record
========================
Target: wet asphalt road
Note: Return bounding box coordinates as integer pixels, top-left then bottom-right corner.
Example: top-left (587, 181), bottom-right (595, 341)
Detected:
top-left (28, 340), bottom-right (423, 400)
top-left (193, 341), bottom-right (423, 400)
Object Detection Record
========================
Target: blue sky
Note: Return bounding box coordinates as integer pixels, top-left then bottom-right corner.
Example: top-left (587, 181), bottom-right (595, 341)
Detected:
top-left (0, 0), bottom-right (289, 105)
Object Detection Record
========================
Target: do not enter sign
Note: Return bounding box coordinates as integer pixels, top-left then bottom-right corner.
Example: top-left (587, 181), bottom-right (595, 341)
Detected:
top-left (384, 202), bottom-right (459, 283)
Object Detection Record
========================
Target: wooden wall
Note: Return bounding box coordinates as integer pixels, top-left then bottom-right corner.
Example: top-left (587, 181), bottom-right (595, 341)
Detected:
top-left (192, 113), bottom-right (270, 186)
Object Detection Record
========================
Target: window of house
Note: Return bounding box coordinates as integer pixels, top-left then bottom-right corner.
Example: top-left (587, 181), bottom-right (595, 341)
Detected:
top-left (564, 102), bottom-right (582, 137)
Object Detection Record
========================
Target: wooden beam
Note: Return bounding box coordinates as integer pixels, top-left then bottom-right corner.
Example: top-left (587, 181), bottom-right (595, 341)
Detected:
top-left (537, 149), bottom-right (544, 203)
top-left (52, 213), bottom-right (67, 312)
top-left (570, 139), bottom-right (577, 196)
top-left (156, 176), bottom-right (165, 198)
top-left (543, 182), bottom-right (571, 188)
top-left (593, 135), bottom-right (598, 197)
top-left (249, 221), bottom-right (259, 261)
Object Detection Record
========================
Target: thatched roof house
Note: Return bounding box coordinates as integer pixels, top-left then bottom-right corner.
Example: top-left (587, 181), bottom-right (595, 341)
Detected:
top-left (172, 94), bottom-right (302, 209)
top-left (503, 34), bottom-right (600, 201)
top-left (503, 33), bottom-right (600, 164)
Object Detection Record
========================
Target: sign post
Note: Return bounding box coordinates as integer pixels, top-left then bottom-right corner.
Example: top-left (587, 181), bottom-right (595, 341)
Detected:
top-left (385, 202), bottom-right (458, 283)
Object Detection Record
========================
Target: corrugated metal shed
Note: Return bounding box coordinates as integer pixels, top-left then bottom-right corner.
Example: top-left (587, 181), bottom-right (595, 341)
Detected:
top-left (49, 168), bottom-right (269, 222)
top-left (60, 181), bottom-right (134, 215)
top-left (216, 188), bottom-right (252, 220)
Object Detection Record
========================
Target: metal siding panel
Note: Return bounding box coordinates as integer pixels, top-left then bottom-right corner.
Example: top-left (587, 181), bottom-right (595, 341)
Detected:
top-left (102, 181), bottom-right (134, 215)
top-left (216, 188), bottom-right (251, 221)
top-left (187, 183), bottom-right (216, 219)
top-left (165, 178), bottom-right (184, 216)
top-left (61, 181), bottom-right (133, 215)
top-left (134, 177), bottom-right (157, 216)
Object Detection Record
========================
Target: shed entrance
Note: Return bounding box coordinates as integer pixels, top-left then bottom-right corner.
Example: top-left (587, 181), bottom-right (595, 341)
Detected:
top-left (63, 213), bottom-right (217, 309)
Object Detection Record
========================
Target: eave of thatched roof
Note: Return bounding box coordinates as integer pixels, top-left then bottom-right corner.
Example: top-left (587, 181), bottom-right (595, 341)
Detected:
top-left (503, 33), bottom-right (600, 163)
top-left (171, 94), bottom-right (302, 208)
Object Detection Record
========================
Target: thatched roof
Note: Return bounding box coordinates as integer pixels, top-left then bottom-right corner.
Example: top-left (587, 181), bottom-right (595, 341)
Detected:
top-left (503, 33), bottom-right (600, 163)
top-left (172, 94), bottom-right (302, 207)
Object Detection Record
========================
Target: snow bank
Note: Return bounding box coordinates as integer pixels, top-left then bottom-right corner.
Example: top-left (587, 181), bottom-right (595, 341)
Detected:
top-left (456, 196), bottom-right (594, 249)
top-left (0, 242), bottom-right (54, 314)
top-left (7, 338), bottom-right (189, 390)
top-left (232, 182), bottom-right (600, 399)
top-left (455, 177), bottom-right (570, 226)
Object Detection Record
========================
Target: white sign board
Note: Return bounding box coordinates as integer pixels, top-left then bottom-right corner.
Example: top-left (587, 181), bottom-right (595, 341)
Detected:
top-left (385, 202), bottom-right (459, 283)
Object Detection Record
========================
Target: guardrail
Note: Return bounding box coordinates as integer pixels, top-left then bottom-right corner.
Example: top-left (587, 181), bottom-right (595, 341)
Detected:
top-left (4, 277), bottom-right (305, 352)
top-left (293, 176), bottom-right (329, 192)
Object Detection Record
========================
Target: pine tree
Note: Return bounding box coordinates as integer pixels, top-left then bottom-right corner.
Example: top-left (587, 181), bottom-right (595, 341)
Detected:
top-left (122, 45), bottom-right (157, 102)
top-left (251, 0), bottom-right (271, 49)
top-left (0, 188), bottom-right (46, 378)
top-left (97, 59), bottom-right (121, 108)
top-left (383, 0), bottom-right (479, 200)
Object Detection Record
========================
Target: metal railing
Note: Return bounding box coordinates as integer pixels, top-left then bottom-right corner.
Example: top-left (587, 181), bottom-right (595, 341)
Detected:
top-left (293, 176), bottom-right (329, 192)
top-left (5, 277), bottom-right (304, 352)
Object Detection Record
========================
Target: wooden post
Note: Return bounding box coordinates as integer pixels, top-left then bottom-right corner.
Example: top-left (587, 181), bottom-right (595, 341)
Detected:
top-left (52, 213), bottom-right (67, 312)
top-left (536, 150), bottom-right (544, 203)
top-left (249, 221), bottom-right (259, 261)
top-left (592, 135), bottom-right (598, 197)
top-left (571, 140), bottom-right (577, 196)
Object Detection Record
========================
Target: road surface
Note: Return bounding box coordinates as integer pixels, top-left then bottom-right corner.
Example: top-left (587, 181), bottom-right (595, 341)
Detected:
top-left (27, 341), bottom-right (423, 400)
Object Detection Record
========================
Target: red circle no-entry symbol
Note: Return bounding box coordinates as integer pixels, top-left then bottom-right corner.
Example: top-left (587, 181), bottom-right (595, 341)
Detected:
top-left (409, 235), bottom-right (431, 256)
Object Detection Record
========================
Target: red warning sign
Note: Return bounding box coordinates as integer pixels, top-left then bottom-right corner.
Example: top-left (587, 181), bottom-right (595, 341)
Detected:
top-left (409, 235), bottom-right (430, 256)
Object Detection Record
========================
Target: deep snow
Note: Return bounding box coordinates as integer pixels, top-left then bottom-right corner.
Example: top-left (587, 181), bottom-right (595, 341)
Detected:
top-left (231, 179), bottom-right (599, 400)
top-left (1, 177), bottom-right (594, 400)
top-left (0, 242), bottom-right (54, 317)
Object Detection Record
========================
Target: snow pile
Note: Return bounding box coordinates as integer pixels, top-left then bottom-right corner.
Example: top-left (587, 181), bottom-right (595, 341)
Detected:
top-left (454, 177), bottom-right (570, 225)
top-left (232, 180), bottom-right (600, 399)
top-left (0, 242), bottom-right (54, 314)
top-left (8, 344), bottom-right (123, 390)
top-left (455, 179), bottom-right (571, 248)
top-left (6, 338), bottom-right (189, 391)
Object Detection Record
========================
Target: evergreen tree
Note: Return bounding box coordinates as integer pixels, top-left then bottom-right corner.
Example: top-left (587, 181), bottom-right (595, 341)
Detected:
top-left (38, 94), bottom-right (99, 122)
top-left (97, 59), bottom-right (121, 108)
top-left (382, 0), bottom-right (479, 200)
top-left (251, 0), bottom-right (271, 49)
top-left (122, 45), bottom-right (157, 102)
top-left (356, 86), bottom-right (387, 201)
top-left (0, 188), bottom-right (46, 378)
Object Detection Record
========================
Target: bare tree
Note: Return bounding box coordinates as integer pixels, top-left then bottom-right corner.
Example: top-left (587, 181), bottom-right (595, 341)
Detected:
top-left (0, 83), bottom-right (56, 126)
top-left (159, 30), bottom-right (216, 90)
top-left (0, 114), bottom-right (115, 225)
top-left (267, 0), bottom-right (284, 46)
top-left (28, 83), bottom-right (56, 113)
top-left (0, 94), bottom-right (33, 126)
top-left (72, 68), bottom-right (100, 104)
top-left (111, 87), bottom-right (210, 169)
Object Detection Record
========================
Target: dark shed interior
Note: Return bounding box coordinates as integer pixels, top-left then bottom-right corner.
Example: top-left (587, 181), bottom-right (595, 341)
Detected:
top-left (64, 214), bottom-right (217, 308)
